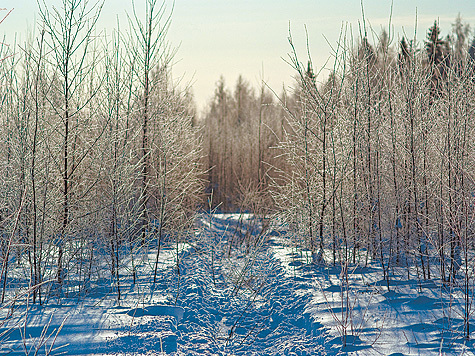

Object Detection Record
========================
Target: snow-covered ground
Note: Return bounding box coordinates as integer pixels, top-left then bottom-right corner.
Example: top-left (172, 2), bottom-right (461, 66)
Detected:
top-left (1, 213), bottom-right (474, 355)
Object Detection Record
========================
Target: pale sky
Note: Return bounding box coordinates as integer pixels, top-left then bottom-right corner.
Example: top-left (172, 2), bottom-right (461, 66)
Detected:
top-left (2, 1), bottom-right (475, 112)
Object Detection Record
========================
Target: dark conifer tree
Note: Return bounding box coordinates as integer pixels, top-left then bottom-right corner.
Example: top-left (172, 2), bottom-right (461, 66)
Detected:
top-left (398, 37), bottom-right (411, 78)
top-left (426, 21), bottom-right (445, 66)
top-left (399, 37), bottom-right (410, 63)
top-left (426, 21), bottom-right (446, 95)
top-left (306, 60), bottom-right (316, 86)
top-left (470, 37), bottom-right (475, 58)
top-left (469, 36), bottom-right (475, 71)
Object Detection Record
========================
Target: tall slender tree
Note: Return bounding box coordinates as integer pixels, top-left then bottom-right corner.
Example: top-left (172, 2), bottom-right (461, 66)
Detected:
top-left (38, 0), bottom-right (103, 286)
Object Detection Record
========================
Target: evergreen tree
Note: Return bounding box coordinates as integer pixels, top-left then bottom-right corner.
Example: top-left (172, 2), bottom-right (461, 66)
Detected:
top-left (399, 37), bottom-right (410, 63)
top-left (426, 21), bottom-right (446, 94)
top-left (468, 36), bottom-right (475, 71)
top-left (470, 37), bottom-right (475, 59)
top-left (398, 37), bottom-right (411, 77)
top-left (426, 21), bottom-right (445, 66)
top-left (305, 60), bottom-right (316, 88)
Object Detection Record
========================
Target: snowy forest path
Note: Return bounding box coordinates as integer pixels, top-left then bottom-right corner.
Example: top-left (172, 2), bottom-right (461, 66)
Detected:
top-left (173, 213), bottom-right (330, 355)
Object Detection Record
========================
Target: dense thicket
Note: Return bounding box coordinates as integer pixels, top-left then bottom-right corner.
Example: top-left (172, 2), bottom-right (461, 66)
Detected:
top-left (0, 0), bottom-right (202, 303)
top-left (274, 16), bottom-right (475, 336)
top-left (261, 16), bottom-right (475, 339)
